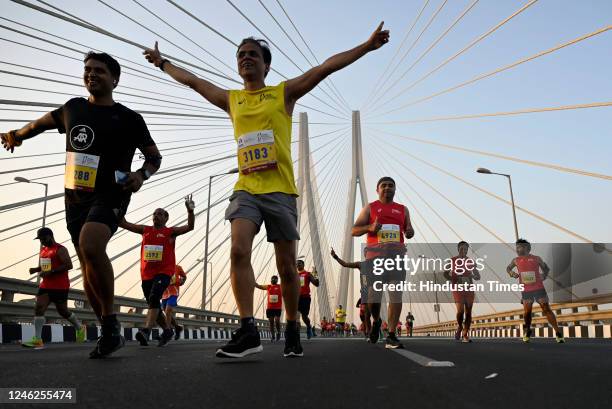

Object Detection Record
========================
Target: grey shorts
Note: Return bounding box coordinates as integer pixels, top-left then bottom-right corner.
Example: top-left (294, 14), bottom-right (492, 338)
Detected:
top-left (225, 190), bottom-right (300, 242)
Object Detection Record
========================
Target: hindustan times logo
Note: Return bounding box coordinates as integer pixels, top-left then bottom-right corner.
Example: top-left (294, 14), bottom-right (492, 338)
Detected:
top-left (372, 256), bottom-right (486, 276)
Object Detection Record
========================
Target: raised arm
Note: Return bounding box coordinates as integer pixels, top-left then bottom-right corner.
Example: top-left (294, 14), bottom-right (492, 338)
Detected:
top-left (352, 205), bottom-right (378, 237)
top-left (284, 22), bottom-right (390, 112)
top-left (119, 218), bottom-right (146, 235)
top-left (144, 42), bottom-right (229, 112)
top-left (172, 195), bottom-right (196, 237)
top-left (255, 283), bottom-right (269, 290)
top-left (330, 248), bottom-right (361, 269)
top-left (310, 269), bottom-right (320, 287)
top-left (1, 112), bottom-right (57, 153)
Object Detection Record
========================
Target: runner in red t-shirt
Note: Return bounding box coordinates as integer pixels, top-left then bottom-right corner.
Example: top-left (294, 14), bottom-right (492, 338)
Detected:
top-left (352, 177), bottom-right (415, 349)
top-left (22, 228), bottom-right (85, 349)
top-left (297, 259), bottom-right (320, 339)
top-left (120, 195), bottom-right (195, 347)
top-left (507, 238), bottom-right (564, 343)
top-left (443, 241), bottom-right (481, 343)
top-left (162, 264), bottom-right (187, 340)
top-left (255, 275), bottom-right (283, 342)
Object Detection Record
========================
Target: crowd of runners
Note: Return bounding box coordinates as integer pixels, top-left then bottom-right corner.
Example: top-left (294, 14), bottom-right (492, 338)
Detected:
top-left (1, 21), bottom-right (564, 359)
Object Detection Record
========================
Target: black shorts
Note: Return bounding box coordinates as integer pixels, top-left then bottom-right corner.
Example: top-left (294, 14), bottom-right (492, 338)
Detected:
top-left (266, 309), bottom-right (282, 319)
top-left (298, 296), bottom-right (311, 316)
top-left (65, 195), bottom-right (130, 246)
top-left (522, 288), bottom-right (549, 304)
top-left (37, 288), bottom-right (69, 304)
top-left (141, 274), bottom-right (171, 309)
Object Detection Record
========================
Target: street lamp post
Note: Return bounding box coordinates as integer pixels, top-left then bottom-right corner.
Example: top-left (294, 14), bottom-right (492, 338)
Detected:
top-left (476, 168), bottom-right (519, 241)
top-left (202, 168), bottom-right (238, 311)
top-left (15, 176), bottom-right (49, 285)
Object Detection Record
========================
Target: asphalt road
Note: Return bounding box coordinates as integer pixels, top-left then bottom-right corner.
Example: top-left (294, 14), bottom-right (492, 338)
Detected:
top-left (1, 336), bottom-right (611, 409)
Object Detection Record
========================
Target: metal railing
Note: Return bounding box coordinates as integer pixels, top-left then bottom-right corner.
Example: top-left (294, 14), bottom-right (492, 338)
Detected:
top-left (0, 276), bottom-right (267, 331)
top-left (413, 293), bottom-right (612, 337)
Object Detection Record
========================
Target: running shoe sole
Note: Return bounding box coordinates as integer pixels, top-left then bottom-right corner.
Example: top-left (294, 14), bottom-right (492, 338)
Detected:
top-left (215, 344), bottom-right (263, 358)
top-left (283, 350), bottom-right (304, 357)
top-left (385, 343), bottom-right (404, 349)
top-left (22, 344), bottom-right (44, 350)
top-left (89, 335), bottom-right (125, 359)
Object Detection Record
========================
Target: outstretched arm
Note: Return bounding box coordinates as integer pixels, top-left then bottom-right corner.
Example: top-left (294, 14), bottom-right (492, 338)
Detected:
top-left (310, 269), bottom-right (320, 287)
top-left (1, 113), bottom-right (57, 152)
top-left (172, 195), bottom-right (196, 237)
top-left (284, 22), bottom-right (390, 112)
top-left (255, 283), bottom-right (268, 290)
top-left (119, 218), bottom-right (146, 235)
top-left (330, 248), bottom-right (361, 269)
top-left (144, 42), bottom-right (229, 112)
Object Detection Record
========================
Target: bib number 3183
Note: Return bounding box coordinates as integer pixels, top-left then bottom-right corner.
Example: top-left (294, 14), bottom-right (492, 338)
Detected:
top-left (237, 130), bottom-right (277, 175)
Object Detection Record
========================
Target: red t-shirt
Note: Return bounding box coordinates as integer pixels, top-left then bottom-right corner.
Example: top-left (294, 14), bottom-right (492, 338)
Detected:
top-left (299, 270), bottom-right (312, 297)
top-left (515, 255), bottom-right (545, 292)
top-left (366, 200), bottom-right (406, 259)
top-left (140, 226), bottom-right (176, 280)
top-left (39, 243), bottom-right (70, 290)
top-left (266, 284), bottom-right (282, 309)
top-left (162, 265), bottom-right (187, 299)
top-left (451, 255), bottom-right (475, 294)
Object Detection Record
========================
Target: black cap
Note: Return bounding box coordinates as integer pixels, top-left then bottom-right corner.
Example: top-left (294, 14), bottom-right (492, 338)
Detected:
top-left (34, 227), bottom-right (53, 240)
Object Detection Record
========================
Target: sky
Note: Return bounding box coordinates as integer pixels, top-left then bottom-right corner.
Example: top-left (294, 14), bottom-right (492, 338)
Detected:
top-left (1, 0), bottom-right (611, 325)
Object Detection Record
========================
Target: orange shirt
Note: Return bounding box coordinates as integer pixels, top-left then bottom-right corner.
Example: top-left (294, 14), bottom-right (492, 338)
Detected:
top-left (162, 265), bottom-right (187, 299)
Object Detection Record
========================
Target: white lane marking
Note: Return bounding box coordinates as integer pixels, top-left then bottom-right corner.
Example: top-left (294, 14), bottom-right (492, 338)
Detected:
top-left (391, 348), bottom-right (455, 367)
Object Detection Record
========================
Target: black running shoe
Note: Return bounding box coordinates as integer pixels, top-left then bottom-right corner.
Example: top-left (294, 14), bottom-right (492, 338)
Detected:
top-left (385, 332), bottom-right (404, 349)
top-left (174, 325), bottom-right (183, 341)
top-left (370, 318), bottom-right (382, 344)
top-left (158, 328), bottom-right (174, 347)
top-left (135, 331), bottom-right (149, 346)
top-left (215, 328), bottom-right (262, 358)
top-left (89, 334), bottom-right (125, 359)
top-left (283, 326), bottom-right (303, 358)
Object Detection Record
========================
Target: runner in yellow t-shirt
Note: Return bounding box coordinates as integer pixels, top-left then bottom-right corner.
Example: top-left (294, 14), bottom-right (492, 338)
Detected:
top-left (144, 22), bottom-right (390, 358)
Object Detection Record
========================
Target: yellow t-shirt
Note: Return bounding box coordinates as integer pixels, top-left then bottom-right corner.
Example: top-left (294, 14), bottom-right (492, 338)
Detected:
top-left (228, 82), bottom-right (297, 195)
top-left (335, 308), bottom-right (346, 323)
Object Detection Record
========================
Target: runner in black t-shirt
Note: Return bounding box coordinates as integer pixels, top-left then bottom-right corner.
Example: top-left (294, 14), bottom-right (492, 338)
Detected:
top-left (1, 52), bottom-right (162, 358)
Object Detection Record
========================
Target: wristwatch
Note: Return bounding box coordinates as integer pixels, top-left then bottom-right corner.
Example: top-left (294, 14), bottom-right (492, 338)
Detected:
top-left (138, 168), bottom-right (151, 181)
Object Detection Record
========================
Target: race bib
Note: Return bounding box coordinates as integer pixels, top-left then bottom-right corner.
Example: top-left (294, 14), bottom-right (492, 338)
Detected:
top-left (144, 245), bottom-right (163, 261)
top-left (65, 152), bottom-right (100, 191)
top-left (40, 258), bottom-right (52, 272)
top-left (377, 224), bottom-right (401, 243)
top-left (269, 294), bottom-right (279, 303)
top-left (237, 130), bottom-right (277, 174)
top-left (300, 276), bottom-right (305, 287)
top-left (456, 275), bottom-right (471, 285)
top-left (521, 271), bottom-right (536, 284)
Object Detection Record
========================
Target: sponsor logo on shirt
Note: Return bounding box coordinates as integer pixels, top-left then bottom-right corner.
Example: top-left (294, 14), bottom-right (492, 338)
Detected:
top-left (69, 125), bottom-right (95, 150)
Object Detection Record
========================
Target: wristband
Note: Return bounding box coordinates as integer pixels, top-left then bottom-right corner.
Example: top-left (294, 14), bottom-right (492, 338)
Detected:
top-left (159, 59), bottom-right (170, 72)
top-left (138, 168), bottom-right (151, 181)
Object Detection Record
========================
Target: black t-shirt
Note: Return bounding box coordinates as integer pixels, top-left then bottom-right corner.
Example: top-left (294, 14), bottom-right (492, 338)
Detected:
top-left (51, 98), bottom-right (155, 205)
